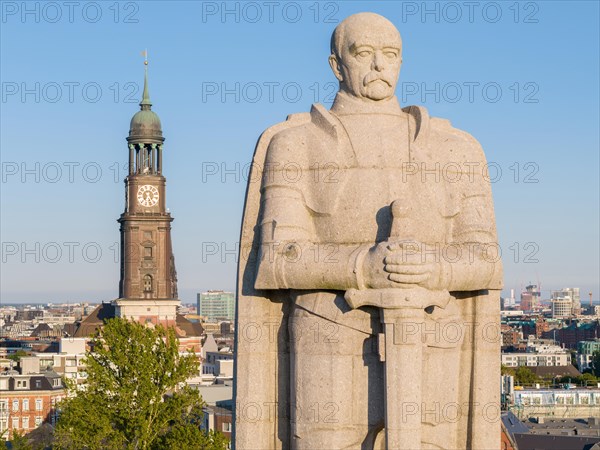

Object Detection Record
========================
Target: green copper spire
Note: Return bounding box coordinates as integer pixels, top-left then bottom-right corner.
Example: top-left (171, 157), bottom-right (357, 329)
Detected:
top-left (140, 52), bottom-right (152, 110)
top-left (128, 50), bottom-right (163, 143)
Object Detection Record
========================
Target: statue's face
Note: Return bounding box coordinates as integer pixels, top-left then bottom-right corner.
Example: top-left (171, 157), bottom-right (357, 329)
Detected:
top-left (332, 26), bottom-right (402, 101)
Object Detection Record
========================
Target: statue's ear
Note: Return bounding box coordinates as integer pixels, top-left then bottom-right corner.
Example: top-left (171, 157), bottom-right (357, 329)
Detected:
top-left (328, 54), bottom-right (343, 82)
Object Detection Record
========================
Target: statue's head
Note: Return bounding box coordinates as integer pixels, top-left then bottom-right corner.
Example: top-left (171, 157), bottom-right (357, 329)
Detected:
top-left (329, 13), bottom-right (402, 102)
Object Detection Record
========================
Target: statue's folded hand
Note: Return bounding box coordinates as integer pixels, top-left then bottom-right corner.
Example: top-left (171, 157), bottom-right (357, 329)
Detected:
top-left (362, 241), bottom-right (438, 289)
top-left (383, 241), bottom-right (439, 289)
top-left (361, 242), bottom-right (397, 289)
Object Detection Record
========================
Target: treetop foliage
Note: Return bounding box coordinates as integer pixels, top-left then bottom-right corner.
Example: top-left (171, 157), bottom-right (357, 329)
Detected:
top-left (53, 317), bottom-right (228, 450)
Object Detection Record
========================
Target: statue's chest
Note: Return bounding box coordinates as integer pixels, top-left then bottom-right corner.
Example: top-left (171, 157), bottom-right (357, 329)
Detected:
top-left (318, 114), bottom-right (418, 215)
top-left (337, 115), bottom-right (410, 168)
top-left (314, 168), bottom-right (450, 244)
top-left (309, 116), bottom-right (458, 243)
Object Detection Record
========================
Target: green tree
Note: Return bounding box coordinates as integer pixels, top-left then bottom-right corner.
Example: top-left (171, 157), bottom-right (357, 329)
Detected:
top-left (501, 364), bottom-right (516, 377)
top-left (578, 372), bottom-right (598, 385)
top-left (9, 431), bottom-right (32, 450)
top-left (514, 366), bottom-right (537, 385)
top-left (53, 318), bottom-right (228, 450)
top-left (591, 350), bottom-right (600, 377)
top-left (7, 350), bottom-right (29, 363)
top-left (154, 424), bottom-right (229, 450)
top-left (0, 430), bottom-right (7, 450)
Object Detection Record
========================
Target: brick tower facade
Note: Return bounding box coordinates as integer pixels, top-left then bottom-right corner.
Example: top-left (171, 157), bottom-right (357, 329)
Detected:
top-left (113, 62), bottom-right (179, 327)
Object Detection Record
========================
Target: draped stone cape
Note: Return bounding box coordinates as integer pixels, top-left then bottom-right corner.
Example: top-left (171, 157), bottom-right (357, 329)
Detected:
top-left (233, 104), bottom-right (502, 449)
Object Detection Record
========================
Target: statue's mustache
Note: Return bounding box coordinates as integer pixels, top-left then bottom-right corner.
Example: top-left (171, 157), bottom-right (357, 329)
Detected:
top-left (363, 73), bottom-right (392, 87)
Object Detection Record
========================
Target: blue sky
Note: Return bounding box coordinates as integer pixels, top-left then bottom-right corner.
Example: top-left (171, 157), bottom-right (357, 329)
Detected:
top-left (1, 1), bottom-right (598, 304)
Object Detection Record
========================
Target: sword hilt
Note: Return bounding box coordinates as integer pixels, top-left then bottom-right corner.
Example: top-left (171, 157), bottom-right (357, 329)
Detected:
top-left (345, 287), bottom-right (450, 311)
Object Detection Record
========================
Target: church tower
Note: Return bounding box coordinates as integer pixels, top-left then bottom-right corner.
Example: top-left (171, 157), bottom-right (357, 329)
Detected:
top-left (74, 59), bottom-right (203, 346)
top-left (113, 61), bottom-right (179, 326)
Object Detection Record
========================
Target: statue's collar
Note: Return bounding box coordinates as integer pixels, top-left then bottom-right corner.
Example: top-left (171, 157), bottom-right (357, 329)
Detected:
top-left (330, 92), bottom-right (403, 116)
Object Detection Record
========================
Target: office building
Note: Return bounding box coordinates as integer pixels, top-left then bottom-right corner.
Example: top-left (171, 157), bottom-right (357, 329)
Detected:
top-left (197, 291), bottom-right (235, 321)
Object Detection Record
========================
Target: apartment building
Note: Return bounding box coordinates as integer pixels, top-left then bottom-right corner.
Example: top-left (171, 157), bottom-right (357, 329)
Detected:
top-left (0, 370), bottom-right (65, 440)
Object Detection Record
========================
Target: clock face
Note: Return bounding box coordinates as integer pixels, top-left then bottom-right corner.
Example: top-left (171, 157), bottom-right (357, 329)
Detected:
top-left (137, 185), bottom-right (159, 207)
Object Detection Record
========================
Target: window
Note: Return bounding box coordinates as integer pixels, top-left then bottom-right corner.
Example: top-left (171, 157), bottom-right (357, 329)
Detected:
top-left (222, 422), bottom-right (232, 432)
top-left (12, 417), bottom-right (18, 430)
top-left (35, 399), bottom-right (42, 411)
top-left (0, 400), bottom-right (7, 411)
top-left (22, 399), bottom-right (28, 411)
top-left (35, 380), bottom-right (42, 389)
top-left (22, 417), bottom-right (29, 429)
top-left (35, 417), bottom-right (42, 427)
top-left (143, 275), bottom-right (153, 292)
top-left (12, 400), bottom-right (18, 412)
top-left (39, 359), bottom-right (53, 370)
top-left (0, 419), bottom-right (7, 433)
top-left (144, 247), bottom-right (152, 258)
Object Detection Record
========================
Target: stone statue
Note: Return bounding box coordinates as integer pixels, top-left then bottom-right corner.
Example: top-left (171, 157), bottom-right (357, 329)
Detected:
top-left (234, 12), bottom-right (503, 450)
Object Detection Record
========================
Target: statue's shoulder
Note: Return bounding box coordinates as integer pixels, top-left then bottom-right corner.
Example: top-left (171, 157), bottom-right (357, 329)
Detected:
top-left (407, 105), bottom-right (487, 164)
top-left (262, 104), bottom-right (336, 165)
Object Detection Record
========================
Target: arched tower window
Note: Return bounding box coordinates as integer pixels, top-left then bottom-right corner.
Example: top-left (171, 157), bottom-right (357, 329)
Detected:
top-left (142, 146), bottom-right (151, 173)
top-left (143, 274), bottom-right (153, 293)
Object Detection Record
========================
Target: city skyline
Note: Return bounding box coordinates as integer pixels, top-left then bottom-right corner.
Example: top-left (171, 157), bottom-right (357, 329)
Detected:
top-left (1, 1), bottom-right (599, 304)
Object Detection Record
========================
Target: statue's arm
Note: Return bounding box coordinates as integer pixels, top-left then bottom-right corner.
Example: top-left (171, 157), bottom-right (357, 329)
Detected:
top-left (441, 194), bottom-right (504, 292)
top-left (254, 224), bottom-right (369, 291)
top-left (253, 131), bottom-right (384, 291)
top-left (441, 139), bottom-right (503, 292)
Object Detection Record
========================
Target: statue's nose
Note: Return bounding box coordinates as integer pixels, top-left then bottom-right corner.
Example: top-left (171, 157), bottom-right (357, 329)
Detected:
top-left (373, 51), bottom-right (385, 71)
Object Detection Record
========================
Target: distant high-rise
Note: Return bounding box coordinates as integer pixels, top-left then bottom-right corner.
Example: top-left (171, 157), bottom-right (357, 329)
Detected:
top-left (520, 285), bottom-right (541, 311)
top-left (552, 288), bottom-right (580, 315)
top-left (551, 296), bottom-right (573, 318)
top-left (197, 291), bottom-right (235, 321)
top-left (503, 288), bottom-right (517, 309)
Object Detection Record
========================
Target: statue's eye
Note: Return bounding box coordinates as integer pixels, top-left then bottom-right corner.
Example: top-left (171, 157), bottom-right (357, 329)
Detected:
top-left (384, 51), bottom-right (398, 59)
top-left (357, 50), bottom-right (372, 58)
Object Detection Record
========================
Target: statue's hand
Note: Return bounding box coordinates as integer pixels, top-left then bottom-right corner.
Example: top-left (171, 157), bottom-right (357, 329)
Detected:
top-left (362, 242), bottom-right (400, 289)
top-left (382, 241), bottom-right (439, 289)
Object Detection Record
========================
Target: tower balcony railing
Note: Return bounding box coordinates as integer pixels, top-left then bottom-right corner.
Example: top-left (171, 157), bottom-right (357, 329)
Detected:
top-left (125, 212), bottom-right (169, 217)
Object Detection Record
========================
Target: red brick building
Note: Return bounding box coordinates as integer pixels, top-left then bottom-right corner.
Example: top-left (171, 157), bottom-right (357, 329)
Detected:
top-left (501, 324), bottom-right (521, 347)
top-left (202, 405), bottom-right (232, 441)
top-left (0, 370), bottom-right (65, 440)
top-left (542, 320), bottom-right (600, 349)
